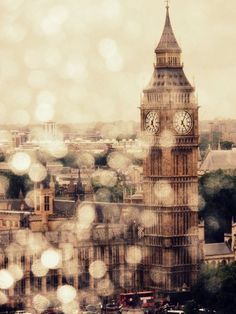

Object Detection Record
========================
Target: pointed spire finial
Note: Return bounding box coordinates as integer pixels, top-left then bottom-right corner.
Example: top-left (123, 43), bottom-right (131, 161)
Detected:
top-left (155, 0), bottom-right (181, 56)
top-left (165, 0), bottom-right (169, 10)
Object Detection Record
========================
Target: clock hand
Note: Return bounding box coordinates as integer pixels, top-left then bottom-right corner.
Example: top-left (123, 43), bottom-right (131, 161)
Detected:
top-left (183, 112), bottom-right (187, 120)
top-left (181, 119), bottom-right (188, 132)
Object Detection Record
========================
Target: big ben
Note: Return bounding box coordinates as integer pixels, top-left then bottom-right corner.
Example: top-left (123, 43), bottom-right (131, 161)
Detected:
top-left (140, 4), bottom-right (200, 291)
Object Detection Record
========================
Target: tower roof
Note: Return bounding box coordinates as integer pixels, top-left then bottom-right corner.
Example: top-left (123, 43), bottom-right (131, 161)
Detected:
top-left (155, 6), bottom-right (181, 53)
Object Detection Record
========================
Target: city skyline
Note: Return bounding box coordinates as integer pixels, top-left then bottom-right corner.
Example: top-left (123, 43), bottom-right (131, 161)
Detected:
top-left (0, 0), bottom-right (235, 124)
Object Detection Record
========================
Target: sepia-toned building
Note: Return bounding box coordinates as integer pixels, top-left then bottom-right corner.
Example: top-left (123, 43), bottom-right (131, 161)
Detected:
top-left (0, 5), bottom-right (201, 310)
top-left (140, 4), bottom-right (200, 290)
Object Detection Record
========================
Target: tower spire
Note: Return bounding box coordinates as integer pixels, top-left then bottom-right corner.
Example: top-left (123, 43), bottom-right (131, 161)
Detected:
top-left (165, 0), bottom-right (169, 10)
top-left (155, 2), bottom-right (182, 68)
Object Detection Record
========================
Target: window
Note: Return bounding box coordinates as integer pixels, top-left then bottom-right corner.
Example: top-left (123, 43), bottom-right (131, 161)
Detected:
top-left (47, 270), bottom-right (58, 290)
top-left (44, 195), bottom-right (50, 211)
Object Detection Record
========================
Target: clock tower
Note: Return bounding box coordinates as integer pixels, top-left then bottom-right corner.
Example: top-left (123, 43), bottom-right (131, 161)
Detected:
top-left (140, 4), bottom-right (199, 291)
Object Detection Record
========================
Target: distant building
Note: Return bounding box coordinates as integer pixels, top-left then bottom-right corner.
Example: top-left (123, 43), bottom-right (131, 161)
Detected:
top-left (0, 4), bottom-right (202, 310)
top-left (200, 146), bottom-right (236, 174)
top-left (199, 220), bottom-right (236, 266)
top-left (43, 121), bottom-right (57, 138)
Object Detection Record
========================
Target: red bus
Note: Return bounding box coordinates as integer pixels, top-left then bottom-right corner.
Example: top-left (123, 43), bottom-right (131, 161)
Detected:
top-left (119, 291), bottom-right (155, 309)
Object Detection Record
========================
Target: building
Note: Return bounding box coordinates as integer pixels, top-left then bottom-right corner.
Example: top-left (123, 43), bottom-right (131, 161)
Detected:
top-left (140, 4), bottom-right (200, 290)
top-left (200, 146), bottom-right (236, 174)
top-left (0, 5), bottom-right (201, 310)
top-left (43, 121), bottom-right (57, 138)
top-left (199, 220), bottom-right (235, 266)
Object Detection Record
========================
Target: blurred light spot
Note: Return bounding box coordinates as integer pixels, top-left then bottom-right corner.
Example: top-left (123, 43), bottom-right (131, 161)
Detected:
top-left (24, 49), bottom-right (43, 69)
top-left (14, 229), bottom-right (30, 246)
top-left (25, 190), bottom-right (35, 208)
top-left (140, 210), bottom-right (156, 228)
top-left (96, 278), bottom-right (114, 296)
top-left (126, 246), bottom-right (142, 264)
top-left (2, 0), bottom-right (24, 11)
top-left (204, 174), bottom-right (234, 195)
top-left (57, 285), bottom-right (77, 304)
top-left (47, 141), bottom-right (68, 158)
top-left (8, 264), bottom-right (23, 281)
top-left (107, 152), bottom-right (131, 171)
top-left (206, 216), bottom-right (220, 231)
top-left (0, 23), bottom-right (26, 43)
top-left (11, 109), bottom-right (30, 126)
top-left (100, 124), bottom-right (120, 139)
top-left (32, 259), bottom-right (49, 277)
top-left (0, 176), bottom-right (9, 196)
top-left (61, 300), bottom-right (79, 314)
top-left (0, 291), bottom-right (8, 305)
top-left (41, 248), bottom-right (61, 269)
top-left (5, 242), bottom-right (23, 256)
top-left (89, 260), bottom-right (107, 279)
top-left (77, 152), bottom-right (94, 168)
top-left (205, 275), bottom-right (221, 294)
top-left (28, 233), bottom-right (48, 254)
top-left (77, 203), bottom-right (95, 226)
top-left (0, 58), bottom-right (19, 79)
top-left (101, 0), bottom-right (121, 19)
top-left (61, 243), bottom-right (74, 262)
top-left (92, 169), bottom-right (117, 187)
top-left (150, 268), bottom-right (161, 285)
top-left (28, 70), bottom-right (47, 88)
top-left (41, 5), bottom-right (68, 35)
top-left (29, 163), bottom-right (47, 182)
top-left (35, 102), bottom-right (54, 122)
top-left (9, 152), bottom-right (31, 175)
top-left (63, 259), bottom-right (79, 276)
top-left (154, 180), bottom-right (173, 205)
top-left (37, 90), bottom-right (56, 106)
top-left (67, 85), bottom-right (87, 103)
top-left (44, 48), bottom-right (62, 67)
top-left (33, 294), bottom-right (50, 313)
top-left (0, 269), bottom-right (14, 289)
top-left (98, 38), bottom-right (123, 72)
top-left (119, 267), bottom-right (133, 288)
top-left (105, 53), bottom-right (123, 72)
top-left (122, 207), bottom-right (140, 224)
top-left (159, 130), bottom-right (175, 147)
top-left (99, 38), bottom-right (118, 59)
top-left (95, 187), bottom-right (111, 202)
top-left (198, 195), bottom-right (206, 211)
top-left (63, 60), bottom-right (87, 79)
top-left (75, 223), bottom-right (91, 241)
top-left (12, 86), bottom-right (32, 107)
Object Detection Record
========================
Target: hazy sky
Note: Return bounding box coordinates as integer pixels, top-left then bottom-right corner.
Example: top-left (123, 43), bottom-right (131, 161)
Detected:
top-left (0, 0), bottom-right (235, 124)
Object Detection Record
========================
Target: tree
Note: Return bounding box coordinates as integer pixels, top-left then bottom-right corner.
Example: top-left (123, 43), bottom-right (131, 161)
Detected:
top-left (5, 172), bottom-right (32, 198)
top-left (192, 263), bottom-right (236, 314)
top-left (184, 300), bottom-right (198, 314)
top-left (199, 170), bottom-right (236, 242)
top-left (199, 132), bottom-right (210, 152)
top-left (94, 153), bottom-right (107, 167)
top-left (59, 152), bottom-right (77, 168)
top-left (220, 141), bottom-right (234, 150)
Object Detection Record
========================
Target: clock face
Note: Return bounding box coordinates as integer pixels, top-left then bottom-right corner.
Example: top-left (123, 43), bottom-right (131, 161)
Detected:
top-left (173, 111), bottom-right (193, 135)
top-left (145, 111), bottom-right (160, 134)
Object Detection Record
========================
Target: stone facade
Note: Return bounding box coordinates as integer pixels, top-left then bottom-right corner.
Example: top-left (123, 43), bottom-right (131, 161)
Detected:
top-left (140, 5), bottom-right (200, 291)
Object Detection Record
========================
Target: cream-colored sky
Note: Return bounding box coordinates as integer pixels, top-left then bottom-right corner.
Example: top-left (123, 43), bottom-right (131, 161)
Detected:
top-left (0, 0), bottom-right (235, 124)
